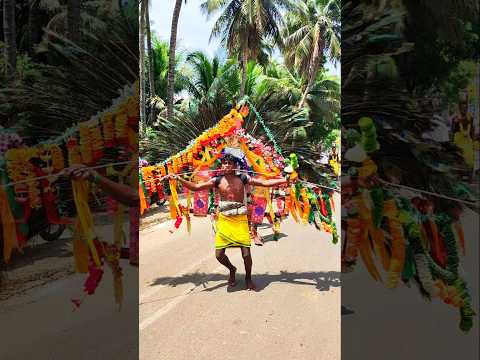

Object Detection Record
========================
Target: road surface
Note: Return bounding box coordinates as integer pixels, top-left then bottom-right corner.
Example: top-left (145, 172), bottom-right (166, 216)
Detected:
top-left (0, 222), bottom-right (139, 360)
top-left (139, 200), bottom-right (341, 360)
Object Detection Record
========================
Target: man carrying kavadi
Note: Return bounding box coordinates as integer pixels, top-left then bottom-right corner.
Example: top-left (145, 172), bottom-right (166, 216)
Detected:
top-left (171, 153), bottom-right (290, 291)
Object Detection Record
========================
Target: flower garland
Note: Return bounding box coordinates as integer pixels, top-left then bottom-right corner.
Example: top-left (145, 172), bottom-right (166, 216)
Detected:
top-left (1, 81), bottom-right (139, 309)
top-left (342, 117), bottom-right (475, 332)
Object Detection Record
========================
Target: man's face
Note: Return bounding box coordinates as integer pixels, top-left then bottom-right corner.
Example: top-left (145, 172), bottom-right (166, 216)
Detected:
top-left (459, 102), bottom-right (468, 116)
top-left (222, 159), bottom-right (236, 173)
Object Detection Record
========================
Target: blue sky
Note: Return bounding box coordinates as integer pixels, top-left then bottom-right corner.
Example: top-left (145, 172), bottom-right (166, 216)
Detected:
top-left (150, 0), bottom-right (340, 76)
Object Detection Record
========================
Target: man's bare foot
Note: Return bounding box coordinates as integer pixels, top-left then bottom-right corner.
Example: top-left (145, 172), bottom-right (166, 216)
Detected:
top-left (228, 267), bottom-right (237, 286)
top-left (245, 278), bottom-right (256, 291)
top-left (253, 234), bottom-right (264, 246)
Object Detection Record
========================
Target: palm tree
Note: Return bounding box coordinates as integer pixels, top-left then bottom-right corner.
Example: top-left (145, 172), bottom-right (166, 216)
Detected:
top-left (151, 38), bottom-right (187, 101)
top-left (67, 0), bottom-right (81, 42)
top-left (145, 0), bottom-right (155, 103)
top-left (181, 51), bottom-right (240, 102)
top-left (166, 0), bottom-right (185, 123)
top-left (201, 0), bottom-right (288, 98)
top-left (183, 51), bottom-right (221, 101)
top-left (139, 0), bottom-right (146, 134)
top-left (3, 0), bottom-right (17, 82)
top-left (282, 0), bottom-right (340, 108)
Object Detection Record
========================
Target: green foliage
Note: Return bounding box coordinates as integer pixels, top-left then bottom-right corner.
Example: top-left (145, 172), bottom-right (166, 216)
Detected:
top-left (1, 2), bottom-right (138, 136)
top-left (282, 0), bottom-right (341, 78)
top-left (439, 61), bottom-right (477, 106)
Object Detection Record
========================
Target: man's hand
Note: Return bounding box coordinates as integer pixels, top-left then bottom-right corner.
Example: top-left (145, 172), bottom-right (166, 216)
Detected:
top-left (169, 173), bottom-right (180, 181)
top-left (62, 164), bottom-right (97, 181)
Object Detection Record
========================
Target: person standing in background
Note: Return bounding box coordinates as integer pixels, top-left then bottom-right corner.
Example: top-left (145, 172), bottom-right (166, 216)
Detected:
top-left (451, 99), bottom-right (475, 171)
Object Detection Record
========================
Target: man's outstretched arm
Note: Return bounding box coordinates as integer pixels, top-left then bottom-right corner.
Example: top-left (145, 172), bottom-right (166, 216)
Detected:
top-left (64, 164), bottom-right (139, 207)
top-left (249, 176), bottom-right (289, 188)
top-left (171, 174), bottom-right (215, 191)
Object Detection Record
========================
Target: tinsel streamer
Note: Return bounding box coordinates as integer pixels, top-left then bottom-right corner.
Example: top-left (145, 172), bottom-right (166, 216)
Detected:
top-left (169, 179), bottom-right (180, 218)
top-left (67, 137), bottom-right (82, 165)
top-left (72, 179), bottom-right (101, 267)
top-left (384, 198), bottom-right (406, 289)
top-left (436, 214), bottom-right (459, 278)
top-left (102, 113), bottom-right (115, 147)
top-left (402, 244), bottom-right (416, 282)
top-left (370, 187), bottom-right (384, 228)
top-left (79, 123), bottom-right (93, 164)
top-left (427, 254), bottom-right (456, 283)
top-left (331, 222), bottom-right (339, 244)
top-left (452, 221), bottom-right (465, 256)
top-left (138, 172), bottom-right (149, 215)
top-left (454, 278), bottom-right (475, 332)
top-left (287, 185), bottom-right (300, 223)
top-left (90, 124), bottom-right (104, 161)
top-left (50, 145), bottom-right (65, 171)
top-left (319, 192), bottom-right (327, 217)
top-left (429, 217), bottom-right (447, 268)
top-left (436, 278), bottom-right (465, 308)
top-left (115, 113), bottom-right (128, 143)
top-left (369, 221), bottom-right (390, 271)
top-left (1, 167), bottom-right (29, 252)
top-left (345, 218), bottom-right (361, 263)
top-left (355, 195), bottom-right (381, 281)
top-left (127, 128), bottom-right (137, 151)
top-left (300, 188), bottom-right (310, 224)
top-left (139, 183), bottom-right (148, 215)
top-left (0, 184), bottom-right (18, 263)
top-left (104, 243), bottom-right (123, 310)
top-left (414, 253), bottom-right (437, 297)
top-left (72, 220), bottom-right (89, 273)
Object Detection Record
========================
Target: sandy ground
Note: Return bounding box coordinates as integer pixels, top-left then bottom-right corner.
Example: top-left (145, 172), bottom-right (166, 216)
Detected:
top-left (139, 194), bottom-right (341, 360)
top-left (0, 221), bottom-right (139, 360)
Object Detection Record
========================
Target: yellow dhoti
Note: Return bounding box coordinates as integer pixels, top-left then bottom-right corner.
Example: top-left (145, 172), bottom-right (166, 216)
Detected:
top-left (215, 213), bottom-right (250, 249)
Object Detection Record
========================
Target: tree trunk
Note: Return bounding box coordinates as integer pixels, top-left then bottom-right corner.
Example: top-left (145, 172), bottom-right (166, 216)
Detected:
top-left (166, 0), bottom-right (183, 122)
top-left (67, 0), bottom-right (81, 42)
top-left (298, 36), bottom-right (323, 109)
top-left (3, 0), bottom-right (17, 82)
top-left (139, 0), bottom-right (146, 135)
top-left (27, 0), bottom-right (41, 57)
top-left (239, 49), bottom-right (247, 98)
top-left (145, 0), bottom-right (156, 126)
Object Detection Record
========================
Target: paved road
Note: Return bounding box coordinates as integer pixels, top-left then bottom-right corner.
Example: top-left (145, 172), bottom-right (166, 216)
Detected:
top-left (139, 196), bottom-right (341, 360)
top-left (0, 224), bottom-right (139, 360)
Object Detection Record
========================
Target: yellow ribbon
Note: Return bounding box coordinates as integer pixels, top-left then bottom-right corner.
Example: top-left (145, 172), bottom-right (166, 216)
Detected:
top-left (72, 220), bottom-right (89, 273)
top-left (168, 179), bottom-right (180, 219)
top-left (72, 179), bottom-right (101, 267)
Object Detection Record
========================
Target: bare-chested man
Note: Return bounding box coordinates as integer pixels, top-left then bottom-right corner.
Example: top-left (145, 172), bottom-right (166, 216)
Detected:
top-left (171, 154), bottom-right (289, 291)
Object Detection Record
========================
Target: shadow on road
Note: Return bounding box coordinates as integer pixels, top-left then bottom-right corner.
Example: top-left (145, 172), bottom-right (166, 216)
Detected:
top-left (261, 233), bottom-right (288, 243)
top-left (3, 237), bottom-right (73, 271)
top-left (149, 270), bottom-right (341, 294)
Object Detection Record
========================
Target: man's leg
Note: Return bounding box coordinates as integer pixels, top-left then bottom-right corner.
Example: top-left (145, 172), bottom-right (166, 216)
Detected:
top-left (215, 248), bottom-right (237, 286)
top-left (240, 247), bottom-right (256, 291)
top-left (251, 224), bottom-right (263, 246)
